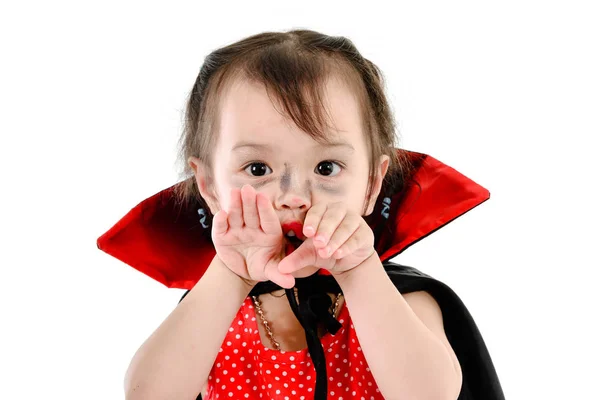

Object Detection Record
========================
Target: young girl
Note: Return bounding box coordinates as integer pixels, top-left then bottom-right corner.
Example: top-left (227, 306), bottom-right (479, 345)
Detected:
top-left (98, 29), bottom-right (504, 400)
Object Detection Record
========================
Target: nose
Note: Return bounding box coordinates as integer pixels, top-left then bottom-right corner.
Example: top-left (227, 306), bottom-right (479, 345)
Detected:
top-left (274, 181), bottom-right (311, 211)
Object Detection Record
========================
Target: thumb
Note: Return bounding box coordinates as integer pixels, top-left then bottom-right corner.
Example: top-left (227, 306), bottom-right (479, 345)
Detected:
top-left (278, 238), bottom-right (317, 274)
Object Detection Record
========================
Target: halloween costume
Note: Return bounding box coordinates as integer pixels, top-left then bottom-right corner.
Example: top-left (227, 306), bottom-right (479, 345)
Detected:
top-left (97, 150), bottom-right (505, 399)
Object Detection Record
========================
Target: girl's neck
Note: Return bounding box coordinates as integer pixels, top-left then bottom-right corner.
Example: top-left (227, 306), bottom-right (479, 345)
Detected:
top-left (254, 290), bottom-right (345, 351)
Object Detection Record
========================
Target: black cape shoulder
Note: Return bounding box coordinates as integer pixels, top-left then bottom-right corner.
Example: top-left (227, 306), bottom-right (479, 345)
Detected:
top-left (383, 261), bottom-right (505, 400)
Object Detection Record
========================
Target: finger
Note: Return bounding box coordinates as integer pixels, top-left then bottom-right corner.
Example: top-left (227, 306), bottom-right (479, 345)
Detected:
top-left (332, 223), bottom-right (371, 259)
top-left (312, 204), bottom-right (346, 249)
top-left (211, 209), bottom-right (229, 236)
top-left (319, 214), bottom-right (361, 258)
top-left (228, 187), bottom-right (243, 228)
top-left (278, 239), bottom-right (317, 274)
top-left (257, 192), bottom-right (281, 235)
top-left (264, 264), bottom-right (295, 289)
top-left (302, 202), bottom-right (327, 238)
top-left (241, 185), bottom-right (259, 229)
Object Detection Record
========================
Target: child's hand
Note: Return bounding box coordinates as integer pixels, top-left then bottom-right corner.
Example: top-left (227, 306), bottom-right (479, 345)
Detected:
top-left (211, 185), bottom-right (295, 289)
top-left (277, 202), bottom-right (376, 279)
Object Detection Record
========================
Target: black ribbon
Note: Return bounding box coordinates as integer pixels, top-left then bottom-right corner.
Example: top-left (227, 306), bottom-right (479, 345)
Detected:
top-left (249, 273), bottom-right (343, 400)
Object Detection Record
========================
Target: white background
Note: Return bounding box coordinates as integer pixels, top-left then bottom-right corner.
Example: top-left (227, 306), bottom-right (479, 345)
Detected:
top-left (1, 0), bottom-right (598, 399)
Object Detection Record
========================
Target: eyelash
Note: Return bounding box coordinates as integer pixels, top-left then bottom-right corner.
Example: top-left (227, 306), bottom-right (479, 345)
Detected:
top-left (242, 160), bottom-right (345, 178)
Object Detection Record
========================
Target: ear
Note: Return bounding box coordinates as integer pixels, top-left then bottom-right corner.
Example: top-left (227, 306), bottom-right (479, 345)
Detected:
top-left (188, 156), bottom-right (221, 215)
top-left (365, 154), bottom-right (390, 215)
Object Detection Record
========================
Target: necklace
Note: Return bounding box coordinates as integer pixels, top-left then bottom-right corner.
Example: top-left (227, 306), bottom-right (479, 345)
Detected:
top-left (252, 289), bottom-right (343, 351)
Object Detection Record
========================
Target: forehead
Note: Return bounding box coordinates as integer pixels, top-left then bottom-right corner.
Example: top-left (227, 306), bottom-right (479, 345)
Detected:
top-left (217, 75), bottom-right (365, 148)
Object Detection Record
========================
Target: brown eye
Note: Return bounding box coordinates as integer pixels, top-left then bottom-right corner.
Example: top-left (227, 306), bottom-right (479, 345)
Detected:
top-left (244, 162), bottom-right (272, 177)
top-left (315, 161), bottom-right (341, 177)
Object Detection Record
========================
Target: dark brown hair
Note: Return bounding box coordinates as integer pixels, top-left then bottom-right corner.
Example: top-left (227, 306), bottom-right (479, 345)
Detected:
top-left (174, 29), bottom-right (413, 222)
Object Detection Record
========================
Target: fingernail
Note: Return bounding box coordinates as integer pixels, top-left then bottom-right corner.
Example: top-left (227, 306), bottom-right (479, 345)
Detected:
top-left (304, 226), bottom-right (314, 235)
top-left (315, 235), bottom-right (325, 243)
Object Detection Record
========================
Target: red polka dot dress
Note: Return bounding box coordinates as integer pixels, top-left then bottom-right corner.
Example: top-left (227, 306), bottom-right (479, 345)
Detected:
top-left (205, 296), bottom-right (384, 399)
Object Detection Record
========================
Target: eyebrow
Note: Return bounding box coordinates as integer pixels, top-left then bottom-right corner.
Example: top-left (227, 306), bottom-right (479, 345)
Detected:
top-left (231, 141), bottom-right (355, 152)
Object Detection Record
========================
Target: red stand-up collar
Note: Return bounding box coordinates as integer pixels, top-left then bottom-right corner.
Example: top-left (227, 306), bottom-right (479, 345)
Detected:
top-left (97, 150), bottom-right (490, 289)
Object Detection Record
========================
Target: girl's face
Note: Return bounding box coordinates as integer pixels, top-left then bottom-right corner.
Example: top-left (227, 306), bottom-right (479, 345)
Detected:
top-left (190, 75), bottom-right (388, 238)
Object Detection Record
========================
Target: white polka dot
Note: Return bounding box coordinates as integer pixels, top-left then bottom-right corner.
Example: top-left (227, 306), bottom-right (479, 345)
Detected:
top-left (238, 320), bottom-right (243, 325)
top-left (236, 334), bottom-right (241, 339)
top-left (274, 364), bottom-right (280, 369)
top-left (223, 370), bottom-right (228, 375)
top-left (229, 327), bottom-right (234, 332)
top-left (234, 349), bottom-right (239, 354)
top-left (266, 370), bottom-right (271, 374)
top-left (230, 377), bottom-right (234, 382)
top-left (282, 371), bottom-right (287, 376)
top-left (271, 355), bottom-right (277, 360)
top-left (289, 356), bottom-right (295, 361)
top-left (227, 341), bottom-right (232, 346)
top-left (228, 393), bottom-right (233, 397)
top-left (275, 376), bottom-right (280, 381)
top-left (238, 371), bottom-right (243, 376)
